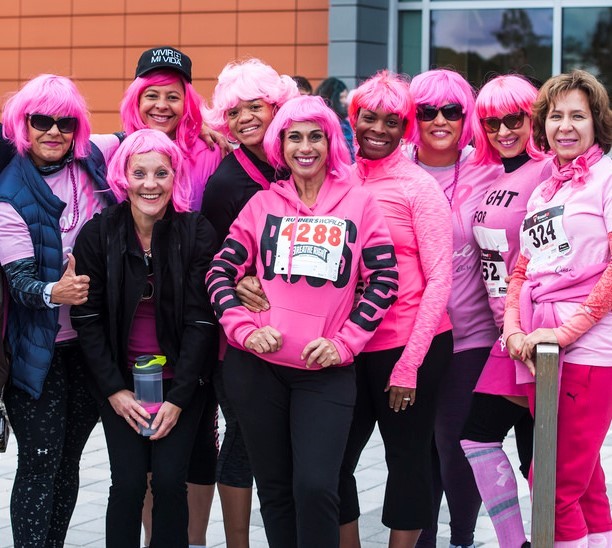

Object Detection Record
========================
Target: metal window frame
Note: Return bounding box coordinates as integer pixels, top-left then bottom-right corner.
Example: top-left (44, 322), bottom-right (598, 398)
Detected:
top-left (391, 0), bottom-right (612, 75)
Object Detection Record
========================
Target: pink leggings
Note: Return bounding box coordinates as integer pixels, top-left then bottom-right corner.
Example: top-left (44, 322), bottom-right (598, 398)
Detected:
top-left (530, 363), bottom-right (612, 541)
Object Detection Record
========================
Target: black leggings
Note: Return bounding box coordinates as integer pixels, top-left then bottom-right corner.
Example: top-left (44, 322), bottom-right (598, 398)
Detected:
top-left (5, 343), bottom-right (99, 548)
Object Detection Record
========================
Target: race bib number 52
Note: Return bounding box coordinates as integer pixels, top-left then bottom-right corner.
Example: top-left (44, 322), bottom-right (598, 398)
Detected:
top-left (274, 216), bottom-right (346, 281)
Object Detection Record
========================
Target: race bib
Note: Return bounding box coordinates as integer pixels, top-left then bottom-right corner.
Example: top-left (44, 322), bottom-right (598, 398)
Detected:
top-left (480, 249), bottom-right (508, 297)
top-left (274, 216), bottom-right (346, 281)
top-left (472, 226), bottom-right (510, 298)
top-left (522, 205), bottom-right (571, 265)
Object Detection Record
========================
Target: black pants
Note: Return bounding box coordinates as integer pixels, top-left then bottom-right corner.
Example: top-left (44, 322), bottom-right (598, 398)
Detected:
top-left (5, 343), bottom-right (99, 548)
top-left (224, 347), bottom-right (356, 548)
top-left (99, 380), bottom-right (205, 548)
top-left (339, 331), bottom-right (453, 530)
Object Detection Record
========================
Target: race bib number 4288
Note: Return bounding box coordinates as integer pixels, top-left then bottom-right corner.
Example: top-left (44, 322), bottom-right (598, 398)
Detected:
top-left (274, 216), bottom-right (347, 281)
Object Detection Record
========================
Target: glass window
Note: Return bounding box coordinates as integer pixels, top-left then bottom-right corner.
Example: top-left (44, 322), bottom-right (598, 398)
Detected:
top-left (563, 7), bottom-right (612, 95)
top-left (398, 11), bottom-right (422, 77)
top-left (430, 8), bottom-right (553, 88)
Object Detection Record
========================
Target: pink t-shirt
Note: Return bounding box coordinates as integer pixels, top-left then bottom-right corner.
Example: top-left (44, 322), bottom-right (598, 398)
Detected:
top-left (0, 134), bottom-right (120, 342)
top-left (472, 158), bottom-right (552, 327)
top-left (410, 145), bottom-right (501, 352)
top-left (520, 155), bottom-right (612, 366)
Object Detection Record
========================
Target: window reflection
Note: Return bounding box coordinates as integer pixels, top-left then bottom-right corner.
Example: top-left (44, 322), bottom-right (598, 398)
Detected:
top-left (430, 9), bottom-right (553, 88)
top-left (563, 8), bottom-right (612, 96)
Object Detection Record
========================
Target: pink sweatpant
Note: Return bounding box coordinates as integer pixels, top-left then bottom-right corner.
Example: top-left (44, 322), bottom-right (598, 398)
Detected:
top-left (530, 363), bottom-right (612, 542)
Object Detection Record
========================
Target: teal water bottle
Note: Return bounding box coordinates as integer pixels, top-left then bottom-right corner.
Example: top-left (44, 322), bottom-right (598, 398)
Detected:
top-left (133, 355), bottom-right (166, 436)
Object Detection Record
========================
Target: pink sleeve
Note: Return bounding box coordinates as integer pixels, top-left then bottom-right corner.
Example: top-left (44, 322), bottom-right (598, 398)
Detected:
top-left (0, 202), bottom-right (34, 265)
top-left (389, 188), bottom-right (453, 388)
top-left (553, 232), bottom-right (612, 347)
top-left (329, 195), bottom-right (399, 363)
top-left (502, 253), bottom-right (529, 343)
top-left (205, 203), bottom-right (259, 346)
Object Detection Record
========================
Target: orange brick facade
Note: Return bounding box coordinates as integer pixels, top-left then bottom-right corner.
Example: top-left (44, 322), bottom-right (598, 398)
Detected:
top-left (0, 0), bottom-right (329, 133)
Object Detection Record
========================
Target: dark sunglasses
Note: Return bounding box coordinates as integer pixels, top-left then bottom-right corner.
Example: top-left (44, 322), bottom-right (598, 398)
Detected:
top-left (416, 103), bottom-right (464, 122)
top-left (480, 112), bottom-right (526, 134)
top-left (28, 114), bottom-right (78, 134)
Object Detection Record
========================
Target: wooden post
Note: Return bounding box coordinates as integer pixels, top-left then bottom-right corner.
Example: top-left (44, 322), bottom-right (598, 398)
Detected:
top-left (531, 342), bottom-right (560, 548)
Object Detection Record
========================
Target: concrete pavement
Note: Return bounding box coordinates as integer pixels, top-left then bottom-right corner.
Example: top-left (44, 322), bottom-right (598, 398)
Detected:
top-left (1, 416), bottom-right (610, 547)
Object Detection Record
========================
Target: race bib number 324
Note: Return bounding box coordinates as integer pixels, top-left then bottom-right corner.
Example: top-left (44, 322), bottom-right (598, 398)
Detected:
top-left (274, 216), bottom-right (347, 281)
top-left (522, 205), bottom-right (571, 265)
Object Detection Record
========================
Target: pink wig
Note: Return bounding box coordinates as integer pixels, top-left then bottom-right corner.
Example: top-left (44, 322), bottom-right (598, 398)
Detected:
top-left (473, 75), bottom-right (546, 165)
top-left (120, 70), bottom-right (203, 158)
top-left (348, 70), bottom-right (414, 138)
top-left (2, 74), bottom-right (91, 159)
top-left (263, 95), bottom-right (351, 182)
top-left (106, 128), bottom-right (191, 213)
top-left (409, 69), bottom-right (475, 150)
top-left (205, 58), bottom-right (299, 138)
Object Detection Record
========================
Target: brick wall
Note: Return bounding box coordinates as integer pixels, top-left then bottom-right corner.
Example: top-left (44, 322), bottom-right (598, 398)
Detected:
top-left (0, 0), bottom-right (329, 132)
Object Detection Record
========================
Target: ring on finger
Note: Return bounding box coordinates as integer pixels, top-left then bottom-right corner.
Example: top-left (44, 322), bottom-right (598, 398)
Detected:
top-left (402, 397), bottom-right (411, 401)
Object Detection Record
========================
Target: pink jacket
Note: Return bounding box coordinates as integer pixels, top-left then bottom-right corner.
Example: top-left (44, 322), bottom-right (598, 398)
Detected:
top-left (351, 147), bottom-right (453, 387)
top-left (206, 175), bottom-right (399, 369)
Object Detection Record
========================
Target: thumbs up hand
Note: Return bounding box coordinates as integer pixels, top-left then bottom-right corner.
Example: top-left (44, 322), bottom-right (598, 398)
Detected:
top-left (51, 253), bottom-right (90, 305)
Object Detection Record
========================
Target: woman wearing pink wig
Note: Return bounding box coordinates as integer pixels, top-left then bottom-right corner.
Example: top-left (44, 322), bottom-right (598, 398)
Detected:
top-left (408, 69), bottom-right (501, 548)
top-left (504, 70), bottom-right (612, 548)
top-left (0, 74), bottom-right (117, 547)
top-left (337, 71), bottom-right (453, 548)
top-left (206, 95), bottom-right (398, 547)
top-left (200, 57), bottom-right (299, 547)
top-left (460, 74), bottom-right (552, 548)
top-left (71, 129), bottom-right (218, 548)
top-left (121, 46), bottom-right (223, 548)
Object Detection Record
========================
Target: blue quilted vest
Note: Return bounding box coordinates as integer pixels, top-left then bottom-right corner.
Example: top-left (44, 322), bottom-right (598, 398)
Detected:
top-left (0, 142), bottom-right (115, 398)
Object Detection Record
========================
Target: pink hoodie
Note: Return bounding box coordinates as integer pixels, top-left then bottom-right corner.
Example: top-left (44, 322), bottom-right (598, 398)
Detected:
top-left (206, 175), bottom-right (399, 369)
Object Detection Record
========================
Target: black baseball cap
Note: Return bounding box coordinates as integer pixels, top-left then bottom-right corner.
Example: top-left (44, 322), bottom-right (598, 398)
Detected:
top-left (135, 46), bottom-right (192, 83)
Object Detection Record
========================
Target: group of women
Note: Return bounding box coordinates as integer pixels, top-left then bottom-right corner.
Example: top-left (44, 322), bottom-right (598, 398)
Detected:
top-left (0, 43), bottom-right (610, 548)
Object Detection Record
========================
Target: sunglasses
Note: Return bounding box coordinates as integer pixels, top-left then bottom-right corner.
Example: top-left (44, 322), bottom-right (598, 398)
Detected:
top-left (28, 114), bottom-right (78, 134)
top-left (416, 103), bottom-right (464, 122)
top-left (480, 112), bottom-right (526, 134)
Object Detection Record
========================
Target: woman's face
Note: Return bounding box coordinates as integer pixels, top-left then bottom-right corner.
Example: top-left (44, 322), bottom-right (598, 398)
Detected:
top-left (484, 111), bottom-right (531, 159)
top-left (127, 152), bottom-right (174, 223)
top-left (138, 82), bottom-right (185, 139)
top-left (27, 113), bottom-right (75, 166)
top-left (545, 89), bottom-right (595, 165)
top-left (282, 121), bottom-right (328, 181)
top-left (417, 103), bottom-right (463, 154)
top-left (355, 107), bottom-right (406, 161)
top-left (226, 99), bottom-right (275, 148)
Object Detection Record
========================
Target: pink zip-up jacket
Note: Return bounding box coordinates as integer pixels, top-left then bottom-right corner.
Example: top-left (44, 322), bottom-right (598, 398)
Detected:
top-left (206, 174), bottom-right (399, 369)
top-left (351, 147), bottom-right (453, 388)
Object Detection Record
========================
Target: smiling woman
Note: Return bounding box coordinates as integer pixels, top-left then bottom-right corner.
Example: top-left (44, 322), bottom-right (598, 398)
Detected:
top-left (503, 70), bottom-right (612, 546)
top-left (0, 73), bottom-right (116, 548)
top-left (338, 70), bottom-right (454, 548)
top-left (206, 95), bottom-right (398, 547)
top-left (71, 128), bottom-right (218, 548)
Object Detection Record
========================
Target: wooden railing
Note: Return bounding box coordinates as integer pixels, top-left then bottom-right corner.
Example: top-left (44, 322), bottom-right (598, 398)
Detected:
top-left (531, 343), bottom-right (560, 548)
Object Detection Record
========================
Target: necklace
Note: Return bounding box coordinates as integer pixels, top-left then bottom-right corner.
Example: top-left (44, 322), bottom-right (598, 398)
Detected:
top-left (414, 146), bottom-right (461, 207)
top-left (60, 162), bottom-right (79, 233)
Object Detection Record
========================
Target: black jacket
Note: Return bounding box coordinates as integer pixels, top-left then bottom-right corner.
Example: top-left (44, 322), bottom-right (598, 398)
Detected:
top-left (71, 201), bottom-right (218, 409)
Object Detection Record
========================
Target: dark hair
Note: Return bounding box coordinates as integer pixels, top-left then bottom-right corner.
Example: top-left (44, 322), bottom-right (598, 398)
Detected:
top-left (315, 77), bottom-right (348, 118)
top-left (292, 75), bottom-right (313, 95)
top-left (532, 70), bottom-right (612, 154)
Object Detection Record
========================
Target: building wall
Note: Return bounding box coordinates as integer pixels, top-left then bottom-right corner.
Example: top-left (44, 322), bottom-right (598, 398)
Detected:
top-left (0, 0), bottom-right (329, 133)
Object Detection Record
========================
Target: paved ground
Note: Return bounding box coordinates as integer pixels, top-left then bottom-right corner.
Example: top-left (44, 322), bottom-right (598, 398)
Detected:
top-left (1, 416), bottom-right (610, 547)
